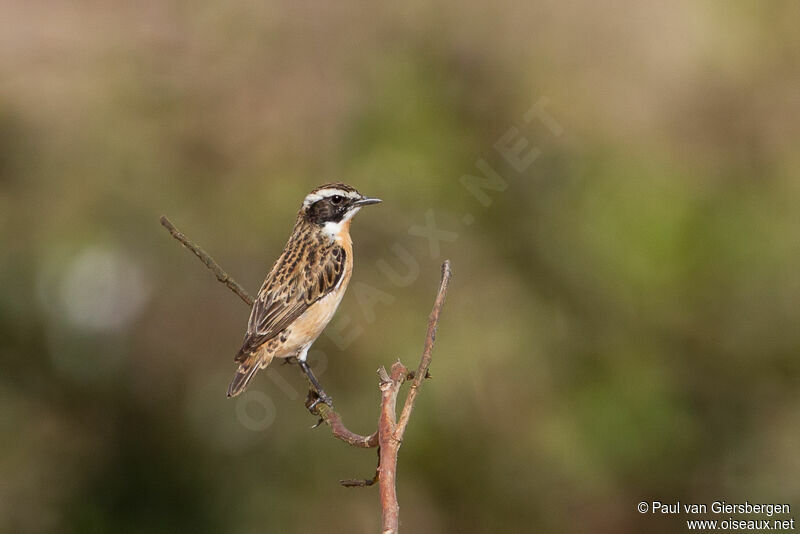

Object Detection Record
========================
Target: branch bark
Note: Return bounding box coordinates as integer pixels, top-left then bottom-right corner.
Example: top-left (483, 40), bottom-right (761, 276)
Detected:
top-left (377, 362), bottom-right (407, 532)
top-left (396, 261), bottom-right (451, 438)
top-left (311, 402), bottom-right (379, 448)
top-left (160, 215), bottom-right (451, 534)
top-left (374, 261), bottom-right (451, 534)
top-left (160, 216), bottom-right (254, 306)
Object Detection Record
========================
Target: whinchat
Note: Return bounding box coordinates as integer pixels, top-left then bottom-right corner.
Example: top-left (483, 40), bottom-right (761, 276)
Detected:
top-left (226, 183), bottom-right (381, 406)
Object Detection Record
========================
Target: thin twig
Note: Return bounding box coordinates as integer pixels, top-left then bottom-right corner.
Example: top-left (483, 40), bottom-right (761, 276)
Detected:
top-left (339, 475), bottom-right (379, 488)
top-left (395, 261), bottom-right (451, 438)
top-left (308, 397), bottom-right (379, 448)
top-left (160, 216), bottom-right (255, 306)
top-left (340, 449), bottom-right (381, 487)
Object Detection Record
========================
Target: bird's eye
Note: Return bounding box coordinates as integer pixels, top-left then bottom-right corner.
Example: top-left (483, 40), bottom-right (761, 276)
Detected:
top-left (330, 195), bottom-right (343, 205)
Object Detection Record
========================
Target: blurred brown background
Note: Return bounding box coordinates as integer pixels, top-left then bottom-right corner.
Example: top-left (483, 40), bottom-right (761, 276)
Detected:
top-left (2, 1), bottom-right (800, 532)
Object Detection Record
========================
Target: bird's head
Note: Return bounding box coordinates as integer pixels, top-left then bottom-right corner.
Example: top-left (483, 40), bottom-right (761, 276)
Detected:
top-left (301, 183), bottom-right (381, 228)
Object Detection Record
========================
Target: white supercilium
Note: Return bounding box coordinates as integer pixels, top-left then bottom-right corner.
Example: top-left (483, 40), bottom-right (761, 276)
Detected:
top-left (303, 188), bottom-right (360, 207)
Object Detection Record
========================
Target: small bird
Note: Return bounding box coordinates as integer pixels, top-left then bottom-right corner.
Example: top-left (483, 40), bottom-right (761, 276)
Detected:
top-left (227, 183), bottom-right (381, 405)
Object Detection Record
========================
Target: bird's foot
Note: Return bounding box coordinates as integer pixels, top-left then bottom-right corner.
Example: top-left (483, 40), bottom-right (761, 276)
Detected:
top-left (307, 392), bottom-right (333, 410)
top-left (305, 389), bottom-right (333, 416)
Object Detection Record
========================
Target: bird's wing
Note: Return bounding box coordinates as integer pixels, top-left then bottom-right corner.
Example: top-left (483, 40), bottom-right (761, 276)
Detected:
top-left (236, 245), bottom-right (347, 360)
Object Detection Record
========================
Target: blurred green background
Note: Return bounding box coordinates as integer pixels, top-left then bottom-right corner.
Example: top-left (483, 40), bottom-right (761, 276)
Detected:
top-left (2, 1), bottom-right (800, 533)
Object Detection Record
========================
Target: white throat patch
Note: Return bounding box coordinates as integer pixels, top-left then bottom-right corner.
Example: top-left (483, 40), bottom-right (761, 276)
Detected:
top-left (321, 207), bottom-right (361, 240)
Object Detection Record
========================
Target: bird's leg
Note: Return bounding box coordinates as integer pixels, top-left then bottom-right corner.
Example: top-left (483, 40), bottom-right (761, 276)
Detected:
top-left (299, 360), bottom-right (333, 410)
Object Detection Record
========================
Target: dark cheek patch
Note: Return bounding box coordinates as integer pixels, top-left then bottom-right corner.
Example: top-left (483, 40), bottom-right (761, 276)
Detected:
top-left (308, 200), bottom-right (345, 225)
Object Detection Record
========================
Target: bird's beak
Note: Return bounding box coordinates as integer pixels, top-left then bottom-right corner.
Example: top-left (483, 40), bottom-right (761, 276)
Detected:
top-left (353, 197), bottom-right (382, 207)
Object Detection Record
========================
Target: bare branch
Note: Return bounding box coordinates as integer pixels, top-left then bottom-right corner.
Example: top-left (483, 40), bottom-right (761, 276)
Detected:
top-left (160, 216), bottom-right (254, 306)
top-left (395, 260), bottom-right (451, 438)
top-left (340, 475), bottom-right (378, 488)
top-left (375, 264), bottom-right (451, 533)
top-left (308, 397), bottom-right (379, 448)
top-left (160, 215), bottom-right (453, 534)
top-left (378, 361), bottom-right (408, 533)
top-left (340, 449), bottom-right (381, 488)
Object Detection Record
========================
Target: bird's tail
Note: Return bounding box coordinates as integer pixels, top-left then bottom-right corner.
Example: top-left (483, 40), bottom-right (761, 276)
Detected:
top-left (227, 353), bottom-right (265, 398)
